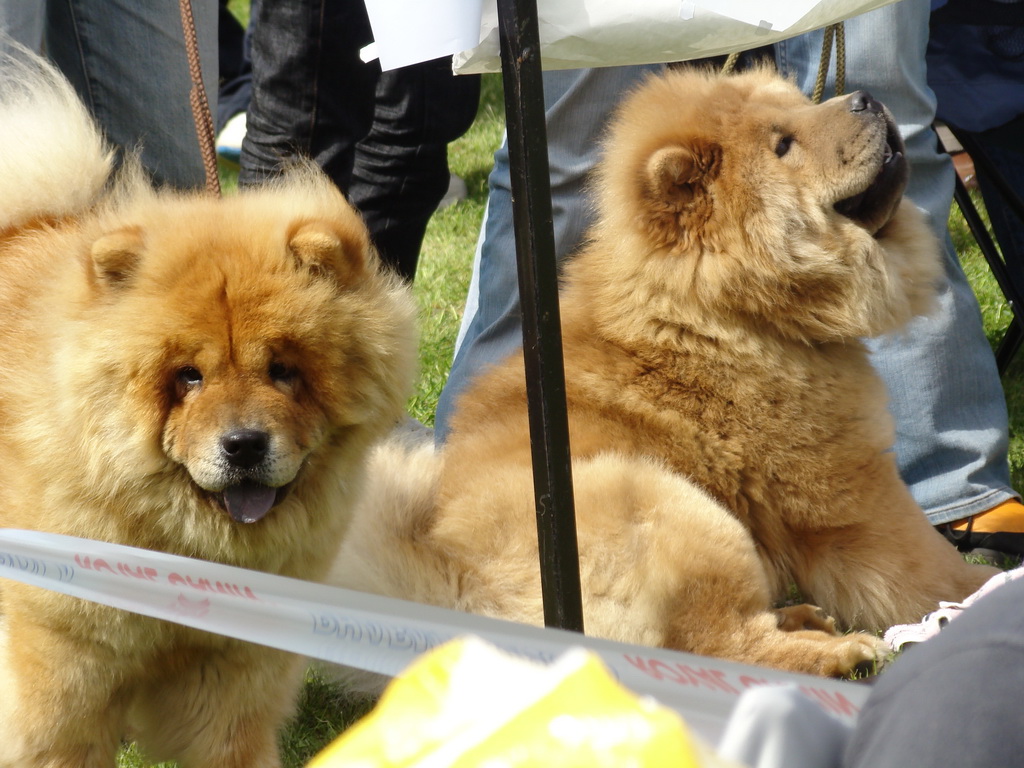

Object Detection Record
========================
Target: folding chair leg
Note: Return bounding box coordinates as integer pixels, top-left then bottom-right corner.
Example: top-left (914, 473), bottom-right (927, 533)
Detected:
top-left (953, 173), bottom-right (1024, 375)
top-left (997, 319), bottom-right (1024, 374)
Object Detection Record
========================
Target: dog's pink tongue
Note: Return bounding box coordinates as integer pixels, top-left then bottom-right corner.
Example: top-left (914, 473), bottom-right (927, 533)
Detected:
top-left (223, 481), bottom-right (277, 524)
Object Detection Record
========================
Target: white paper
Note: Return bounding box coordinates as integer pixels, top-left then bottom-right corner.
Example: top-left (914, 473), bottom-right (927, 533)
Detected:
top-left (0, 528), bottom-right (868, 744)
top-left (361, 0), bottom-right (485, 70)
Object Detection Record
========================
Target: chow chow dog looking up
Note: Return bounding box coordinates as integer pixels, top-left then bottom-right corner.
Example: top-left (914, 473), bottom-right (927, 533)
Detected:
top-left (331, 66), bottom-right (996, 679)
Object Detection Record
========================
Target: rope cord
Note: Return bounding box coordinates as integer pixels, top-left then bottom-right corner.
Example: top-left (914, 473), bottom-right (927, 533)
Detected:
top-left (812, 23), bottom-right (846, 103)
top-left (721, 50), bottom-right (741, 75)
top-left (720, 22), bottom-right (845, 103)
top-left (835, 23), bottom-right (846, 97)
top-left (178, 0), bottom-right (220, 196)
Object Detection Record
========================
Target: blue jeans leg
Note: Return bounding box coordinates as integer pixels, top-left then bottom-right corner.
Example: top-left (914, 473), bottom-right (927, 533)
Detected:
top-left (434, 64), bottom-right (661, 440)
top-left (0, 3), bottom-right (42, 50)
top-left (238, 0), bottom-right (378, 190)
top-left (776, 0), bottom-right (1017, 523)
top-left (348, 59), bottom-right (481, 281)
top-left (32, 0), bottom-right (217, 190)
top-left (969, 117), bottom-right (1024, 286)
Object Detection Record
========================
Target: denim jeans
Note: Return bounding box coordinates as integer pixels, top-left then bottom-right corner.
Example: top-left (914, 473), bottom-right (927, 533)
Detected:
top-left (927, 8), bottom-right (1024, 273)
top-left (0, 0), bottom-right (218, 190)
top-left (238, 0), bottom-right (480, 280)
top-left (349, 58), bottom-right (481, 280)
top-left (238, 0), bottom-right (379, 191)
top-left (438, 64), bottom-right (661, 431)
top-left (217, 1), bottom-right (252, 134)
top-left (964, 118), bottom-right (1024, 290)
top-left (435, 0), bottom-right (1018, 523)
top-left (776, 0), bottom-right (1016, 523)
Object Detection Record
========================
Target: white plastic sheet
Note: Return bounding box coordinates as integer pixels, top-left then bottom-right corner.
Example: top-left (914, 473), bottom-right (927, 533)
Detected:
top-left (0, 528), bottom-right (868, 744)
top-left (447, 0), bottom-right (901, 73)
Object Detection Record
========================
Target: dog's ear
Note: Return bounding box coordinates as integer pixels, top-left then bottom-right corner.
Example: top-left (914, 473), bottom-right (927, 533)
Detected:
top-left (90, 227), bottom-right (144, 289)
top-left (642, 140), bottom-right (721, 250)
top-left (287, 221), bottom-right (370, 287)
top-left (644, 141), bottom-right (721, 210)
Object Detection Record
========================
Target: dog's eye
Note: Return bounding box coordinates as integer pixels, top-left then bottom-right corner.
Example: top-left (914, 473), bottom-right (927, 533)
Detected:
top-left (174, 366), bottom-right (203, 396)
top-left (269, 361), bottom-right (297, 385)
top-left (775, 136), bottom-right (794, 158)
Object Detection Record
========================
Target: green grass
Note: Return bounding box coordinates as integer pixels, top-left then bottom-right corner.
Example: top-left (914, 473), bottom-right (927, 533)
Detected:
top-left (279, 670), bottom-right (377, 765)
top-left (225, 0), bottom-right (249, 27)
top-left (407, 74), bottom-right (505, 425)
top-left (124, 74), bottom-right (1024, 765)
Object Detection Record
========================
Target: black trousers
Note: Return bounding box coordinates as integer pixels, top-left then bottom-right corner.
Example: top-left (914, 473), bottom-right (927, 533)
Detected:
top-left (239, 0), bottom-right (480, 280)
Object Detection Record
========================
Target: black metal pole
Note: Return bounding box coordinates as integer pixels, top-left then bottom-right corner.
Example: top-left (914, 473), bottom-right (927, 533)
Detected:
top-left (495, 0), bottom-right (585, 633)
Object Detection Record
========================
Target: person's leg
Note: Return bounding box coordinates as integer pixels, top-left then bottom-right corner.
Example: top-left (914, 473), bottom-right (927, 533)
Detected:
top-left (776, 0), bottom-right (1019, 527)
top-left (842, 573), bottom-right (1024, 768)
top-left (434, 64), bottom-right (660, 439)
top-left (348, 59), bottom-right (481, 281)
top-left (718, 685), bottom-right (851, 768)
top-left (970, 117), bottom-right (1024, 278)
top-left (44, 0), bottom-right (218, 190)
top-left (239, 0), bottom-right (378, 191)
top-left (216, 0), bottom-right (251, 134)
top-left (0, 2), bottom-right (43, 51)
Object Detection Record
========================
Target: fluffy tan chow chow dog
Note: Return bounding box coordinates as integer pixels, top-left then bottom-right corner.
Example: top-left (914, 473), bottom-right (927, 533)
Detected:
top-left (0, 50), bottom-right (416, 766)
top-left (332, 67), bottom-right (997, 678)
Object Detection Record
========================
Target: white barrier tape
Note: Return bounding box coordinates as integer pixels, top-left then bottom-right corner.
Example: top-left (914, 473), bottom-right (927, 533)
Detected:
top-left (0, 528), bottom-right (867, 742)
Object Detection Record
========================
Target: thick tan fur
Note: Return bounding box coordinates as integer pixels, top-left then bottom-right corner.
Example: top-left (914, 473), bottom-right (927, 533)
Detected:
top-left (332, 67), bottom-right (998, 680)
top-left (0, 49), bottom-right (417, 766)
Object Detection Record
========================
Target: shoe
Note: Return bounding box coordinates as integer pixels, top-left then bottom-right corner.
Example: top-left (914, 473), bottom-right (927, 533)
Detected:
top-left (940, 523), bottom-right (1024, 556)
top-left (216, 112), bottom-right (246, 165)
top-left (939, 500), bottom-right (1024, 556)
top-left (437, 173), bottom-right (467, 210)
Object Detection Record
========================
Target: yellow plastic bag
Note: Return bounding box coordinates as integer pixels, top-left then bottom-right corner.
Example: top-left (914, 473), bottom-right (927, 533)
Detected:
top-left (309, 637), bottom-right (735, 767)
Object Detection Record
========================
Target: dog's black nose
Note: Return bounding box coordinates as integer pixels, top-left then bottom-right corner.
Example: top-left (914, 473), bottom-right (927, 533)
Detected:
top-left (221, 429), bottom-right (270, 468)
top-left (848, 90), bottom-right (882, 115)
